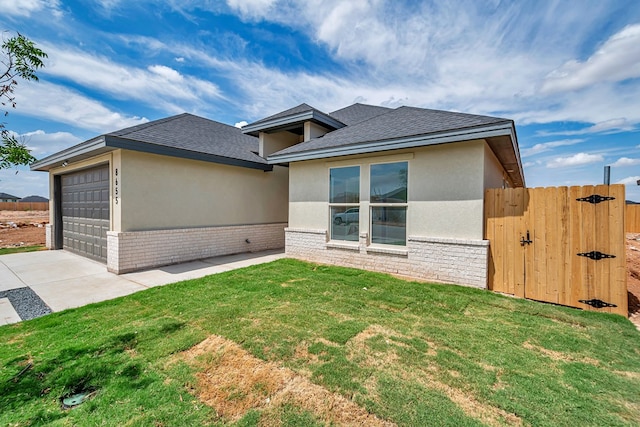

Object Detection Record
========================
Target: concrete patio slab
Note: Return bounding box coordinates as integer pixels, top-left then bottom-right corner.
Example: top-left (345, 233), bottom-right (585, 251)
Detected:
top-left (3, 252), bottom-right (106, 286)
top-left (0, 298), bottom-right (21, 325)
top-left (0, 263), bottom-right (26, 292)
top-left (0, 249), bottom-right (285, 325)
top-left (29, 272), bottom-right (147, 312)
top-left (121, 249), bottom-right (285, 287)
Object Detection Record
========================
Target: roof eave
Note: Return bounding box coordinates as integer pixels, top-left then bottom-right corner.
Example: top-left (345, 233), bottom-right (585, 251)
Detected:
top-left (30, 136), bottom-right (110, 171)
top-left (242, 110), bottom-right (345, 136)
top-left (267, 123), bottom-right (525, 187)
top-left (104, 136), bottom-right (272, 171)
top-left (31, 134), bottom-right (273, 173)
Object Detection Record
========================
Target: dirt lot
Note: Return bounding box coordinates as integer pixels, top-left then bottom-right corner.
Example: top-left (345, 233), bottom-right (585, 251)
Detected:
top-left (0, 210), bottom-right (49, 248)
top-left (626, 233), bottom-right (640, 326)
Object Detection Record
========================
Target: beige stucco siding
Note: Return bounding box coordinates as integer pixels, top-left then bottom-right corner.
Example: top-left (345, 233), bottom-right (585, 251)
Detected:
top-left (483, 143), bottom-right (511, 189)
top-left (119, 150), bottom-right (288, 231)
top-left (288, 140), bottom-right (488, 239)
top-left (260, 131), bottom-right (300, 157)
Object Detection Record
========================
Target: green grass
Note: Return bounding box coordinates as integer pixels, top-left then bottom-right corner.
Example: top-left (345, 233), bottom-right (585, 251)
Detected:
top-left (0, 245), bottom-right (46, 255)
top-left (1, 259), bottom-right (639, 426)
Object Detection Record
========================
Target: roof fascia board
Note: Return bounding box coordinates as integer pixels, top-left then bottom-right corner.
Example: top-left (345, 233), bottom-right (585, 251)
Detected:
top-left (30, 136), bottom-right (107, 171)
top-left (243, 110), bottom-right (345, 135)
top-left (104, 136), bottom-right (273, 171)
top-left (268, 123), bottom-right (515, 164)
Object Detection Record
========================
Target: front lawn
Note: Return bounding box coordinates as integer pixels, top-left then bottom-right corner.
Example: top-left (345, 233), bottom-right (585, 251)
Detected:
top-left (0, 245), bottom-right (46, 255)
top-left (1, 259), bottom-right (639, 426)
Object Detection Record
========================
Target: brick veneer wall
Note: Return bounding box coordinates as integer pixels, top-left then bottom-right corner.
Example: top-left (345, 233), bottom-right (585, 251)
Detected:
top-left (285, 228), bottom-right (489, 288)
top-left (45, 224), bottom-right (53, 249)
top-left (107, 223), bottom-right (286, 274)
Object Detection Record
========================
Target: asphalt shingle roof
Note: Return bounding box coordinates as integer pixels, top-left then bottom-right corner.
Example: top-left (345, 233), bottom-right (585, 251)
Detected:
top-left (328, 103), bottom-right (392, 126)
top-left (0, 192), bottom-right (20, 200)
top-left (19, 195), bottom-right (48, 202)
top-left (244, 103), bottom-right (319, 128)
top-left (272, 106), bottom-right (512, 156)
top-left (108, 113), bottom-right (266, 166)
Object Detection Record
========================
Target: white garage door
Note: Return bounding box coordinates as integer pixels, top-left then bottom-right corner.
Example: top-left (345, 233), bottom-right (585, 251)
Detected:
top-left (61, 165), bottom-right (110, 262)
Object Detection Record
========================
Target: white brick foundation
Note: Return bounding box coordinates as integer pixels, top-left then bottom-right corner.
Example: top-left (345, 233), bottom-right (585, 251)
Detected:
top-left (285, 228), bottom-right (489, 288)
top-left (45, 224), bottom-right (53, 249)
top-left (107, 223), bottom-right (286, 274)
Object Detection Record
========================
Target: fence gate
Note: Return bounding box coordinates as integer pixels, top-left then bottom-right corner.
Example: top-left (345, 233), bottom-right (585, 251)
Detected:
top-left (485, 185), bottom-right (627, 316)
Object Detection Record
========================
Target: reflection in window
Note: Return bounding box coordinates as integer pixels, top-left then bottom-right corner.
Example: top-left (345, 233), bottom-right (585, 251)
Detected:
top-left (330, 166), bottom-right (359, 203)
top-left (370, 162), bottom-right (407, 246)
top-left (329, 166), bottom-right (360, 241)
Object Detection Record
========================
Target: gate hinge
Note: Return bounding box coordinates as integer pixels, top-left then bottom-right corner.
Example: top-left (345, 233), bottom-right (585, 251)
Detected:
top-left (576, 194), bottom-right (615, 204)
top-left (579, 299), bottom-right (617, 309)
top-left (577, 251), bottom-right (616, 261)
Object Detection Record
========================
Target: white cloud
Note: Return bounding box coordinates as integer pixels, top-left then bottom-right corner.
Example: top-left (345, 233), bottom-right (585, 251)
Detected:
top-left (611, 157), bottom-right (640, 167)
top-left (210, 0), bottom-right (640, 129)
top-left (616, 176), bottom-right (640, 185)
top-left (536, 118), bottom-right (635, 136)
top-left (15, 81), bottom-right (148, 133)
top-left (174, 57), bottom-right (185, 63)
top-left (234, 120), bottom-right (248, 128)
top-left (39, 43), bottom-right (224, 114)
top-left (521, 139), bottom-right (584, 157)
top-left (542, 24), bottom-right (640, 94)
top-left (0, 0), bottom-right (61, 17)
top-left (15, 129), bottom-right (83, 157)
top-left (226, 0), bottom-right (277, 19)
top-left (148, 65), bottom-right (184, 82)
top-left (547, 152), bottom-right (604, 168)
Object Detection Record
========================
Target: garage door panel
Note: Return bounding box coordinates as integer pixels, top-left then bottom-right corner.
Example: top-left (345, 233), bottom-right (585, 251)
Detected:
top-left (61, 165), bottom-right (109, 262)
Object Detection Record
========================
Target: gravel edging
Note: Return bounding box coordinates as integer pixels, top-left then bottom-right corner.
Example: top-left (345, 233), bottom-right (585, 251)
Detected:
top-left (0, 287), bottom-right (52, 321)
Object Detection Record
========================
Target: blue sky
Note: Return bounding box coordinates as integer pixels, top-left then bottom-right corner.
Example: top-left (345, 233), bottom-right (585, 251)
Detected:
top-left (1, 0), bottom-right (639, 200)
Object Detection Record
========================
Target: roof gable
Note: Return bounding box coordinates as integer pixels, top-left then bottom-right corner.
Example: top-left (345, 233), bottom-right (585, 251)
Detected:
top-left (242, 103), bottom-right (345, 136)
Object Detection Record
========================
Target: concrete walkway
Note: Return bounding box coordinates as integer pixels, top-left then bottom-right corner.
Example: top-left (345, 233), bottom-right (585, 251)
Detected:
top-left (0, 249), bottom-right (285, 326)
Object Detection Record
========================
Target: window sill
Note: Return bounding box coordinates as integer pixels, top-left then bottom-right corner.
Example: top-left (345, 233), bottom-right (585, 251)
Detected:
top-left (326, 241), bottom-right (360, 251)
top-left (366, 244), bottom-right (408, 256)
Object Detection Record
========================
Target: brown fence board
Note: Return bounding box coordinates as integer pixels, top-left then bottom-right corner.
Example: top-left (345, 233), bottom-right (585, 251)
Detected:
top-left (0, 202), bottom-right (49, 211)
top-left (485, 184), bottom-right (627, 317)
top-left (626, 205), bottom-right (640, 232)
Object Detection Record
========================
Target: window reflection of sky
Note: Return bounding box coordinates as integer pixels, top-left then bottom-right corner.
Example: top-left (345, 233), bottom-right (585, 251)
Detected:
top-left (370, 162), bottom-right (407, 203)
top-left (330, 166), bottom-right (359, 203)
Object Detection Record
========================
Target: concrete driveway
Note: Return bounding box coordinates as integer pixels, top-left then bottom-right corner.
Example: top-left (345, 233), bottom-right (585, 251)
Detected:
top-left (0, 249), bottom-right (285, 326)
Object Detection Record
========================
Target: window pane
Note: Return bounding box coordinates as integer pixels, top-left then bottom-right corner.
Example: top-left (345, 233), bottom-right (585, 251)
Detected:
top-left (371, 207), bottom-right (406, 245)
top-left (330, 166), bottom-right (360, 203)
top-left (370, 162), bottom-right (407, 203)
top-left (330, 206), bottom-right (359, 241)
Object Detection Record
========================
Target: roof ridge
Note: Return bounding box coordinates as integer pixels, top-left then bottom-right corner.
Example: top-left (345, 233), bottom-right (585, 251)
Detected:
top-left (108, 113), bottom-right (190, 137)
top-left (396, 105), bottom-right (510, 122)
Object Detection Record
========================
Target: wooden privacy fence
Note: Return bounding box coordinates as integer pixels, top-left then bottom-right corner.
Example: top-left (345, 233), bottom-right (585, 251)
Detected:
top-left (626, 204), bottom-right (640, 232)
top-left (485, 185), bottom-right (627, 316)
top-left (0, 202), bottom-right (49, 211)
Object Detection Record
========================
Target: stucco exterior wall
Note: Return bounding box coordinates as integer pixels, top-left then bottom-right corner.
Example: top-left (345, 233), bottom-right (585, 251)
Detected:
top-left (260, 131), bottom-right (300, 157)
top-left (483, 143), bottom-right (511, 190)
top-left (288, 140), bottom-right (487, 240)
top-left (119, 150), bottom-right (288, 232)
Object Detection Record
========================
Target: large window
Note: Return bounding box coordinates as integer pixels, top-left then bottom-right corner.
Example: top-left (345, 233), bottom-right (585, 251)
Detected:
top-left (329, 166), bottom-right (360, 241)
top-left (370, 162), bottom-right (407, 245)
